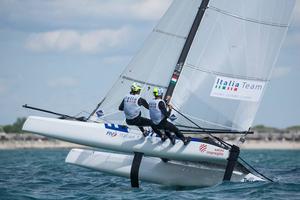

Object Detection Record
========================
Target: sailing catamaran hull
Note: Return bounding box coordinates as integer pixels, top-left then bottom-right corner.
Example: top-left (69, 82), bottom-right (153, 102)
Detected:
top-left (23, 116), bottom-right (230, 164)
top-left (66, 148), bottom-right (262, 187)
top-left (22, 116), bottom-right (263, 187)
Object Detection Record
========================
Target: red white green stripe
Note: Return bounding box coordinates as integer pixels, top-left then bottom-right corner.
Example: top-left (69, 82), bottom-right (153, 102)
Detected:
top-left (171, 75), bottom-right (178, 84)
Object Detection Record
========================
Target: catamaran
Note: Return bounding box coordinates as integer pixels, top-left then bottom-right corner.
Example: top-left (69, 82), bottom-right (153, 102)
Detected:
top-left (22, 0), bottom-right (295, 187)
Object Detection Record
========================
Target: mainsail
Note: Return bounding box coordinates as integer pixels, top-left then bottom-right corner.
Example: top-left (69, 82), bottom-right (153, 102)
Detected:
top-left (91, 0), bottom-right (295, 131)
top-left (170, 0), bottom-right (295, 131)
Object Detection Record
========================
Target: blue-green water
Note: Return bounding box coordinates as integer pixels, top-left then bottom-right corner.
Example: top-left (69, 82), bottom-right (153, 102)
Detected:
top-left (0, 149), bottom-right (299, 200)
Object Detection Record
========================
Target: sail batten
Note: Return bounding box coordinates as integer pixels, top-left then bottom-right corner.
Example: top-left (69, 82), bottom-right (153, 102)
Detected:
top-left (184, 63), bottom-right (270, 82)
top-left (153, 29), bottom-right (187, 40)
top-left (122, 76), bottom-right (168, 89)
top-left (208, 6), bottom-right (289, 27)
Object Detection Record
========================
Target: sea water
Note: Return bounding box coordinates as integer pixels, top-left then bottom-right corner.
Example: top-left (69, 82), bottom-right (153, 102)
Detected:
top-left (0, 149), bottom-right (299, 200)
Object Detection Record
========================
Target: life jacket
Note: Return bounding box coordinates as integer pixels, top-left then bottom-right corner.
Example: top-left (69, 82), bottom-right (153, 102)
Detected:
top-left (123, 94), bottom-right (141, 119)
top-left (149, 98), bottom-right (165, 125)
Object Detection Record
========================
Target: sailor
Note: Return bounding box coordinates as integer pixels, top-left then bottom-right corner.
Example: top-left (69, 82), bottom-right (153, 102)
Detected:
top-left (119, 83), bottom-right (166, 140)
top-left (149, 87), bottom-right (191, 145)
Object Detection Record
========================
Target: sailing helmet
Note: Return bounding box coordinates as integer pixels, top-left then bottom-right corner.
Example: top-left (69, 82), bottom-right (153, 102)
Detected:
top-left (153, 87), bottom-right (164, 97)
top-left (131, 82), bottom-right (141, 92)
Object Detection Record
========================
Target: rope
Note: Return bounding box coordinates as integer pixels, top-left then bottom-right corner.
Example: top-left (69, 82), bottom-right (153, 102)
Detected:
top-left (170, 105), bottom-right (274, 182)
top-left (171, 106), bottom-right (232, 148)
top-left (239, 156), bottom-right (274, 182)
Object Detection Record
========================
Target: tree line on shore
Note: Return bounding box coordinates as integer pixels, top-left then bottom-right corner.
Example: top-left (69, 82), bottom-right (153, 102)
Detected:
top-left (0, 118), bottom-right (26, 133)
top-left (0, 117), bottom-right (299, 134)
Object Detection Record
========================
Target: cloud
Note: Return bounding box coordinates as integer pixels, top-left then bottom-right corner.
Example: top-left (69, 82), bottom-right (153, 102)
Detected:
top-left (283, 31), bottom-right (300, 48)
top-left (64, 0), bottom-right (172, 21)
top-left (271, 67), bottom-right (292, 79)
top-left (129, 0), bottom-right (173, 20)
top-left (102, 56), bottom-right (132, 65)
top-left (25, 27), bottom-right (131, 53)
top-left (0, 0), bottom-right (172, 31)
top-left (47, 77), bottom-right (79, 88)
top-left (53, 0), bottom-right (172, 21)
top-left (0, 79), bottom-right (9, 95)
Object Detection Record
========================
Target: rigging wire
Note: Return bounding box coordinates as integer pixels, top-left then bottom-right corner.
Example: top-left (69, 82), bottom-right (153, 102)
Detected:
top-left (73, 111), bottom-right (91, 118)
top-left (239, 156), bottom-right (274, 182)
top-left (87, 97), bottom-right (106, 120)
top-left (171, 105), bottom-right (274, 182)
top-left (176, 108), bottom-right (235, 130)
top-left (171, 106), bottom-right (232, 148)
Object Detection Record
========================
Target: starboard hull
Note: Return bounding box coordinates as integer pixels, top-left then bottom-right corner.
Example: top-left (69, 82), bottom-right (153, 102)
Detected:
top-left (23, 116), bottom-right (230, 164)
top-left (66, 148), bottom-right (263, 187)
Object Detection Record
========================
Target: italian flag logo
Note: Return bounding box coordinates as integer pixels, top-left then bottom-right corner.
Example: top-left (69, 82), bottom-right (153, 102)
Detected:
top-left (171, 74), bottom-right (178, 84)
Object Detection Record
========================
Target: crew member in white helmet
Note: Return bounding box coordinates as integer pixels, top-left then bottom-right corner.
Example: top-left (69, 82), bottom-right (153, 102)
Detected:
top-left (119, 83), bottom-right (166, 139)
top-left (149, 87), bottom-right (191, 145)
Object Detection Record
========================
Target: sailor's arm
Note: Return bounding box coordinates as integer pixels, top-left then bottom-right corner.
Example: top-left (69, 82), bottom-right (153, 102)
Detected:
top-left (138, 98), bottom-right (149, 109)
top-left (118, 99), bottom-right (124, 111)
top-left (158, 101), bottom-right (171, 117)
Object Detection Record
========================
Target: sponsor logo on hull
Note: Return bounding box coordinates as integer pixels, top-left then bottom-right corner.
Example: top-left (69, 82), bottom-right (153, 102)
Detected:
top-left (206, 148), bottom-right (225, 156)
top-left (106, 131), bottom-right (117, 137)
top-left (105, 123), bottom-right (128, 133)
top-left (106, 130), bottom-right (139, 140)
top-left (199, 144), bottom-right (207, 152)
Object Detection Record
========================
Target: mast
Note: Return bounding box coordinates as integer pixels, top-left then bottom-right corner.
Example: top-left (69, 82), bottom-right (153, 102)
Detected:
top-left (164, 0), bottom-right (210, 101)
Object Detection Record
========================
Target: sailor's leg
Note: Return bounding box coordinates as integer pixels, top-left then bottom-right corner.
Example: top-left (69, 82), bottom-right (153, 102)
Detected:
top-left (138, 117), bottom-right (166, 138)
top-left (157, 120), bottom-right (174, 144)
top-left (135, 117), bottom-right (153, 136)
top-left (126, 118), bottom-right (145, 133)
top-left (164, 121), bottom-right (191, 145)
top-left (150, 124), bottom-right (166, 141)
top-left (164, 130), bottom-right (175, 145)
top-left (163, 121), bottom-right (182, 138)
top-left (138, 126), bottom-right (145, 133)
top-left (163, 130), bottom-right (172, 139)
top-left (138, 117), bottom-right (153, 126)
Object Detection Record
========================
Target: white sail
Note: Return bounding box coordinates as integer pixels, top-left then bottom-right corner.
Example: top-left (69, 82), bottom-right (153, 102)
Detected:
top-left (92, 0), bottom-right (203, 123)
top-left (171, 0), bottom-right (295, 131)
top-left (92, 0), bottom-right (295, 131)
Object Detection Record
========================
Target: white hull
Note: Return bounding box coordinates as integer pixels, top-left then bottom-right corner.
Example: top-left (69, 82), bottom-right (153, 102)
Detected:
top-left (66, 148), bottom-right (263, 187)
top-left (23, 116), bottom-right (229, 164)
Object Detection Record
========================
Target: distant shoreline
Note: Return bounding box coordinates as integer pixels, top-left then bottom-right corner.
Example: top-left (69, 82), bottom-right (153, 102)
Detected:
top-left (0, 141), bottom-right (83, 150)
top-left (1, 132), bottom-right (299, 150)
top-left (239, 140), bottom-right (300, 150)
top-left (0, 140), bottom-right (299, 150)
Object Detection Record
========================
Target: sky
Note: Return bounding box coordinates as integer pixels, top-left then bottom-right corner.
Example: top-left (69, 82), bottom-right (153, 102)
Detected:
top-left (0, 0), bottom-right (299, 128)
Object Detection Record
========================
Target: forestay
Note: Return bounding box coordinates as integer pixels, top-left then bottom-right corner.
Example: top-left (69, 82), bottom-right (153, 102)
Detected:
top-left (170, 0), bottom-right (295, 131)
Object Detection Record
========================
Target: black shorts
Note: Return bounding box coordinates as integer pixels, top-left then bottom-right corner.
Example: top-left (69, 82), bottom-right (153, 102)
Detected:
top-left (126, 116), bottom-right (152, 127)
top-left (154, 119), bottom-right (184, 140)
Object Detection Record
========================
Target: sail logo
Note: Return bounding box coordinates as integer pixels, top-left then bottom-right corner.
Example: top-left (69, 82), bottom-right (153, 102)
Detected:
top-left (214, 78), bottom-right (239, 92)
top-left (210, 76), bottom-right (265, 102)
